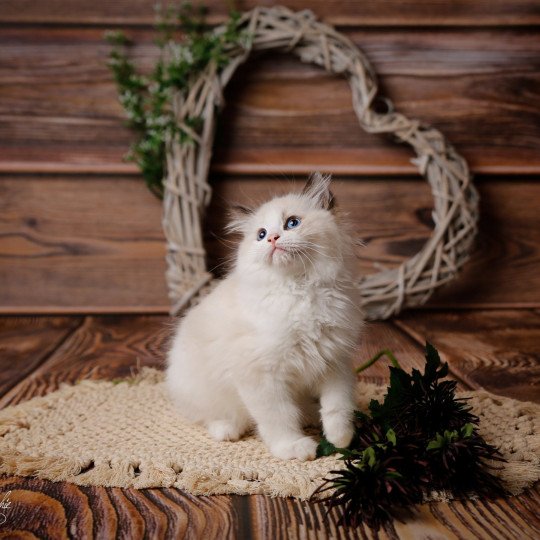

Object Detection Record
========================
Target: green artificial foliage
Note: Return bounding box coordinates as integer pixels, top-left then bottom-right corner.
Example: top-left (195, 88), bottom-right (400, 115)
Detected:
top-left (106, 2), bottom-right (250, 197)
top-left (369, 343), bottom-right (478, 436)
top-left (313, 343), bottom-right (506, 530)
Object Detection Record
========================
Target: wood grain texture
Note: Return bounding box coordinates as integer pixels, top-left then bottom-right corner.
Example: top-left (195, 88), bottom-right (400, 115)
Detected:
top-left (1, 175), bottom-right (540, 312)
top-left (0, 175), bottom-right (168, 312)
top-left (395, 309), bottom-right (540, 403)
top-left (352, 320), bottom-right (466, 386)
top-left (0, 476), bottom-right (536, 539)
top-left (0, 315), bottom-right (171, 408)
top-left (0, 314), bottom-right (538, 538)
top-left (1, 0), bottom-right (539, 26)
top-left (0, 316), bottom-right (426, 408)
top-left (426, 181), bottom-right (540, 309)
top-left (0, 316), bottom-right (82, 398)
top-left (1, 0), bottom-right (539, 533)
top-left (1, 28), bottom-right (539, 175)
top-left (0, 477), bottom-right (239, 539)
top-left (246, 487), bottom-right (540, 540)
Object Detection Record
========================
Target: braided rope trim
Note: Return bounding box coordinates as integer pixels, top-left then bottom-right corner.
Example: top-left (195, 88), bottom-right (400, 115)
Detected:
top-left (163, 6), bottom-right (479, 320)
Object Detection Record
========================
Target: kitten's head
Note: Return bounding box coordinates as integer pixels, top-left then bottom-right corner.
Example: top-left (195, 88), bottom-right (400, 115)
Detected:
top-left (228, 173), bottom-right (354, 279)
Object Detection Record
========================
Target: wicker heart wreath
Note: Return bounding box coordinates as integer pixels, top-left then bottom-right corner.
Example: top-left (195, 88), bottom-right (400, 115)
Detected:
top-left (162, 6), bottom-right (479, 319)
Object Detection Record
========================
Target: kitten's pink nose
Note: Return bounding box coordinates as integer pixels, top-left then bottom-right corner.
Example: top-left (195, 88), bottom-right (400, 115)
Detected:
top-left (268, 233), bottom-right (280, 245)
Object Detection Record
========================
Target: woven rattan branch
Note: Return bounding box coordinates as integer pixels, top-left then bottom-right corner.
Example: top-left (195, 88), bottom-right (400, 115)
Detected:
top-left (162, 6), bottom-right (479, 319)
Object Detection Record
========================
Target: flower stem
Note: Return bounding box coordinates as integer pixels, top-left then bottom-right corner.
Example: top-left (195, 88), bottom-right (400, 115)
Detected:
top-left (356, 349), bottom-right (402, 373)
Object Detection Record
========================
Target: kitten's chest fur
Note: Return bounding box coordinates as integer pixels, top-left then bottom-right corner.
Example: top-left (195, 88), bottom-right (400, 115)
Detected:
top-left (238, 276), bottom-right (356, 379)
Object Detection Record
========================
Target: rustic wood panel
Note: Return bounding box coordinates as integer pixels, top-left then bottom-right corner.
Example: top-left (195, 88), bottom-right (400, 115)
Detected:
top-left (423, 493), bottom-right (540, 540)
top-left (0, 477), bottom-right (240, 539)
top-left (0, 316), bottom-right (431, 405)
top-left (247, 488), bottom-right (540, 540)
top-left (1, 0), bottom-right (539, 26)
top-left (0, 315), bottom-right (170, 408)
top-left (1, 28), bottom-right (539, 175)
top-left (1, 176), bottom-right (539, 312)
top-left (0, 175), bottom-right (168, 312)
top-left (394, 309), bottom-right (540, 403)
top-left (0, 315), bottom-right (538, 538)
top-left (352, 321), bottom-right (449, 384)
top-left (426, 181), bottom-right (540, 309)
top-left (0, 316), bottom-right (82, 400)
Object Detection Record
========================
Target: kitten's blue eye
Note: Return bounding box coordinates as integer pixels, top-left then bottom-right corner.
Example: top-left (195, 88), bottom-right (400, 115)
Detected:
top-left (285, 216), bottom-right (301, 230)
top-left (257, 229), bottom-right (267, 241)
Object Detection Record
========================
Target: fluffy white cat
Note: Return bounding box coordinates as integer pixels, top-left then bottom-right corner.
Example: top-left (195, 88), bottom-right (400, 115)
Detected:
top-left (166, 173), bottom-right (363, 461)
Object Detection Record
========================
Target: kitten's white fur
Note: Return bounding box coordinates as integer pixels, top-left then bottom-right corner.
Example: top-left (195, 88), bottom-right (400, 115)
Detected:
top-left (166, 173), bottom-right (363, 461)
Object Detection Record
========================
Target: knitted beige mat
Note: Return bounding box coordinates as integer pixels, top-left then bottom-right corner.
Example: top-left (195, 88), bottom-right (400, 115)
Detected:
top-left (0, 368), bottom-right (538, 500)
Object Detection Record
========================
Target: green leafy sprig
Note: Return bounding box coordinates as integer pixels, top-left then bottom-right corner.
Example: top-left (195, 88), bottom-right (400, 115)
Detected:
top-left (106, 2), bottom-right (249, 197)
top-left (369, 343), bottom-right (478, 436)
top-left (313, 343), bottom-right (506, 530)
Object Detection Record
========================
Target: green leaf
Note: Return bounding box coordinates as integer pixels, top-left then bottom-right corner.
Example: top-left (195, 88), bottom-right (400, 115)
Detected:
top-left (105, 30), bottom-right (129, 46)
top-left (427, 437), bottom-right (442, 451)
top-left (427, 432), bottom-right (446, 450)
top-left (105, 3), bottom-right (251, 198)
top-left (368, 398), bottom-right (383, 417)
top-left (428, 428), bottom-right (463, 451)
top-left (424, 341), bottom-right (441, 381)
top-left (385, 428), bottom-right (397, 446)
top-left (443, 429), bottom-right (459, 441)
top-left (363, 446), bottom-right (377, 468)
top-left (385, 470), bottom-right (403, 479)
top-left (461, 423), bottom-right (474, 438)
top-left (316, 436), bottom-right (338, 458)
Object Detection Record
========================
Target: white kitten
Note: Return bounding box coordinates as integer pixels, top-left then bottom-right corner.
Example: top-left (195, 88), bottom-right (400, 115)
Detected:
top-left (166, 173), bottom-right (363, 461)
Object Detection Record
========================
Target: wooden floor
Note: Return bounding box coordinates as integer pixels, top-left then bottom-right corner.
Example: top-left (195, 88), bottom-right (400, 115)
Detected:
top-left (0, 310), bottom-right (538, 539)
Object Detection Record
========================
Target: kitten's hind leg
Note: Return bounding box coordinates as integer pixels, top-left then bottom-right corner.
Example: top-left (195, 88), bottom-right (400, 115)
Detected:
top-left (207, 411), bottom-right (251, 442)
top-left (167, 361), bottom-right (251, 442)
top-left (204, 387), bottom-right (252, 442)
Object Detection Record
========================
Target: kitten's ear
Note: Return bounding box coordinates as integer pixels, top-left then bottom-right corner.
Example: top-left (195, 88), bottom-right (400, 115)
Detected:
top-left (226, 204), bottom-right (253, 234)
top-left (302, 172), bottom-right (335, 210)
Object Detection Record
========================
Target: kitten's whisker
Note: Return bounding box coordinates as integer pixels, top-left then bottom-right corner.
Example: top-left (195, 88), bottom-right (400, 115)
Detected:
top-left (302, 240), bottom-right (344, 260)
top-left (210, 231), bottom-right (239, 249)
top-left (297, 248), bottom-right (309, 277)
top-left (288, 245), bottom-right (364, 315)
top-left (208, 256), bottom-right (235, 275)
top-left (296, 247), bottom-right (317, 272)
top-left (288, 242), bottom-right (342, 261)
top-left (289, 246), bottom-right (312, 277)
top-left (291, 239), bottom-right (336, 253)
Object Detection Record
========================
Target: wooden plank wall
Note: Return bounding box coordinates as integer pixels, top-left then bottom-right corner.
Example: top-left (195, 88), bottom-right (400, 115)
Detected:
top-left (1, 0), bottom-right (539, 313)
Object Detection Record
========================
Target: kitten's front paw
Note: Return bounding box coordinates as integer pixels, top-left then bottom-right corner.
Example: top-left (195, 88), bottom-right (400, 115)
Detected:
top-left (271, 436), bottom-right (317, 461)
top-left (207, 420), bottom-right (242, 442)
top-left (323, 416), bottom-right (354, 449)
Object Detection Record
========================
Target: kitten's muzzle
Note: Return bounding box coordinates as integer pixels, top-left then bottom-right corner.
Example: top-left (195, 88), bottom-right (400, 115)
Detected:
top-left (268, 233), bottom-right (280, 246)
